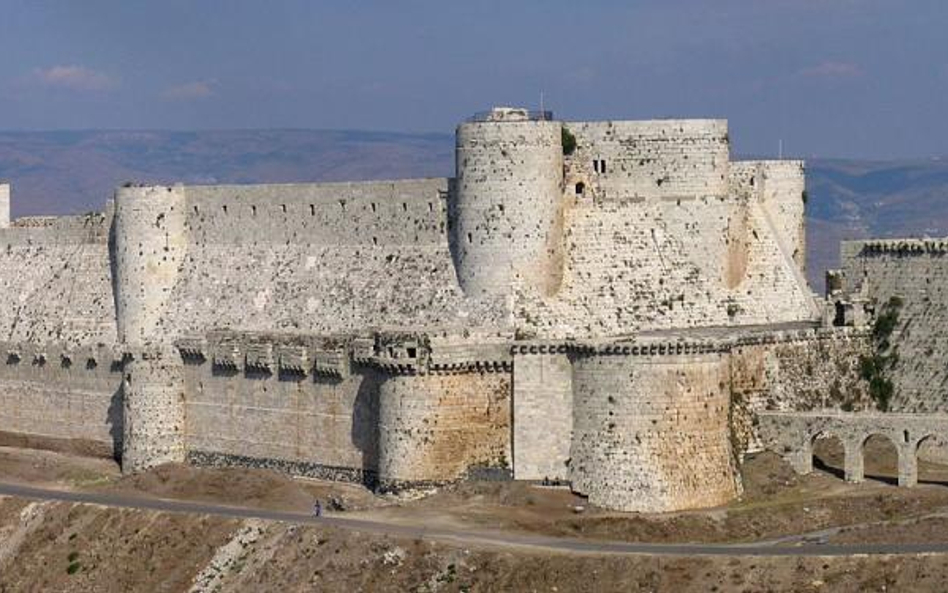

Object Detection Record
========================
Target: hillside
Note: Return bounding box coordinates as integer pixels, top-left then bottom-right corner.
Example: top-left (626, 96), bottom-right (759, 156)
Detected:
top-left (1, 130), bottom-right (946, 290)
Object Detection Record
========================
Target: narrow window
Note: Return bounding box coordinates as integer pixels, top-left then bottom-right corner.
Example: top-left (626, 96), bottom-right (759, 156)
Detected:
top-left (402, 203), bottom-right (408, 212)
top-left (281, 204), bottom-right (287, 213)
top-left (467, 232), bottom-right (473, 244)
top-left (310, 204), bottom-right (315, 215)
top-left (222, 204), bottom-right (228, 214)
top-left (600, 159), bottom-right (607, 174)
top-left (371, 203), bottom-right (377, 213)
top-left (193, 205), bottom-right (199, 214)
top-left (593, 160), bottom-right (599, 173)
top-left (575, 182), bottom-right (585, 196)
top-left (251, 205), bottom-right (257, 216)
top-left (372, 236), bottom-right (378, 246)
top-left (428, 202), bottom-right (433, 212)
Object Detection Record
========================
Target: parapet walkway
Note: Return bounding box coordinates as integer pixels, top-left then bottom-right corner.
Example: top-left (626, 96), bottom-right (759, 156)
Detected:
top-left (758, 411), bottom-right (948, 487)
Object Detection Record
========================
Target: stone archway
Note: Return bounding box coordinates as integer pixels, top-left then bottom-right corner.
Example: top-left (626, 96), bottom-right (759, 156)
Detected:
top-left (860, 433), bottom-right (900, 485)
top-left (810, 431), bottom-right (846, 480)
top-left (915, 434), bottom-right (948, 486)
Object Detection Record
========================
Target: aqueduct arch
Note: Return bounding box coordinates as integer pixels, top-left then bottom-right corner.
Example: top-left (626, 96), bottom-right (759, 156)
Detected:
top-left (758, 411), bottom-right (948, 488)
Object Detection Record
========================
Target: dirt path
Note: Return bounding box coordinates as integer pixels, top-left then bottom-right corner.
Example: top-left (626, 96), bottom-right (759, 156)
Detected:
top-left (6, 479), bottom-right (948, 558)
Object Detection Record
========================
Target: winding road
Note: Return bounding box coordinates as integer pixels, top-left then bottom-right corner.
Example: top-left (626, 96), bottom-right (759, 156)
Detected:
top-left (0, 480), bottom-right (943, 557)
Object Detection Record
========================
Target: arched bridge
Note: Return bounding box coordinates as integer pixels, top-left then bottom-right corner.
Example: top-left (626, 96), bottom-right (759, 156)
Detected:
top-left (757, 411), bottom-right (948, 487)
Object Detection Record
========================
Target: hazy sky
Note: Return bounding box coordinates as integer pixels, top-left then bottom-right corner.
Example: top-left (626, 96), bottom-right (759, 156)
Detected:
top-left (0, 0), bottom-right (946, 158)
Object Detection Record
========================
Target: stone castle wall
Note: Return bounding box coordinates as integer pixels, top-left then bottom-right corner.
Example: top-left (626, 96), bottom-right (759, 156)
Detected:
top-left (0, 111), bottom-right (839, 514)
top-left (838, 239), bottom-right (948, 413)
top-left (180, 333), bottom-right (380, 483)
top-left (511, 345), bottom-right (572, 481)
top-left (731, 161), bottom-right (807, 270)
top-left (160, 179), bottom-right (507, 339)
top-left (565, 120), bottom-right (730, 201)
top-left (514, 192), bottom-right (817, 338)
top-left (0, 213), bottom-right (115, 346)
top-left (0, 341), bottom-right (122, 456)
top-left (0, 209), bottom-right (120, 457)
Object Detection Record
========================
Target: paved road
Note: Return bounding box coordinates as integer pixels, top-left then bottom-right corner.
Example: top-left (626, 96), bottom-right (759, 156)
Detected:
top-left (0, 480), bottom-right (944, 558)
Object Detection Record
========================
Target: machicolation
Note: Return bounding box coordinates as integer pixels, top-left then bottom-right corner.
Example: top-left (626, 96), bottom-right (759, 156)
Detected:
top-left (0, 106), bottom-right (939, 513)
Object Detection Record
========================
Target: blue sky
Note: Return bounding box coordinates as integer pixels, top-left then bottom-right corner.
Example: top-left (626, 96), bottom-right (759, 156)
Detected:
top-left (0, 0), bottom-right (946, 158)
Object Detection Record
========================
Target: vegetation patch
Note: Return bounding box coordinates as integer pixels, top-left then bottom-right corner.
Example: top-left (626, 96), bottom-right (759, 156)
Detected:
top-left (859, 296), bottom-right (903, 411)
top-left (561, 126), bottom-right (577, 156)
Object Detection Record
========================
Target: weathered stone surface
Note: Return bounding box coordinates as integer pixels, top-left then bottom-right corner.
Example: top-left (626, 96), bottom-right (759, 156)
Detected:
top-left (570, 348), bottom-right (739, 513)
top-left (837, 240), bottom-right (948, 413)
top-left (0, 109), bottom-right (867, 513)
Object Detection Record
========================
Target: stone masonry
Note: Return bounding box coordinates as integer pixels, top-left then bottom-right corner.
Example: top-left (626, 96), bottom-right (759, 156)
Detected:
top-left (2, 105), bottom-right (918, 514)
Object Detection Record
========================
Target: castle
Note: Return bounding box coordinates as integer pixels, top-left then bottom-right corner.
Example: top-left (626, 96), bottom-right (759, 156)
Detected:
top-left (1, 106), bottom-right (931, 513)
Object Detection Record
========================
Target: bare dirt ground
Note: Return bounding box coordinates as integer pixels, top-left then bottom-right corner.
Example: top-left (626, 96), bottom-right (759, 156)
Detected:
top-left (4, 497), bottom-right (948, 592)
top-left (4, 440), bottom-right (948, 590)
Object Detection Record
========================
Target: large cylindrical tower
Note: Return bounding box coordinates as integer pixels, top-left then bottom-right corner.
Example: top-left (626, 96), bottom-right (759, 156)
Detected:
top-left (451, 107), bottom-right (565, 297)
top-left (111, 185), bottom-right (188, 471)
top-left (376, 370), bottom-right (511, 490)
top-left (569, 345), bottom-right (740, 512)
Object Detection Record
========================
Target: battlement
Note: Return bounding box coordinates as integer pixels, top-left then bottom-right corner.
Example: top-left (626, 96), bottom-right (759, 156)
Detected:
top-left (843, 237), bottom-right (948, 257)
top-left (0, 108), bottom-right (828, 514)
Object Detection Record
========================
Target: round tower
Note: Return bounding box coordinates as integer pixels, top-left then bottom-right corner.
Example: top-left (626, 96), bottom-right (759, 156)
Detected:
top-left (111, 185), bottom-right (188, 471)
top-left (451, 107), bottom-right (565, 297)
top-left (112, 185), bottom-right (188, 345)
top-left (569, 346), bottom-right (740, 512)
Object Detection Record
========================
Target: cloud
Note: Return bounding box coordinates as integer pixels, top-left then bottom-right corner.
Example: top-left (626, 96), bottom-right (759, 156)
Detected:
top-left (797, 61), bottom-right (863, 79)
top-left (33, 65), bottom-right (117, 91)
top-left (161, 80), bottom-right (216, 101)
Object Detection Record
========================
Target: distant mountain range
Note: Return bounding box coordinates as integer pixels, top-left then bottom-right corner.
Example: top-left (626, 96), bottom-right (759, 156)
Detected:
top-left (1, 129), bottom-right (946, 291)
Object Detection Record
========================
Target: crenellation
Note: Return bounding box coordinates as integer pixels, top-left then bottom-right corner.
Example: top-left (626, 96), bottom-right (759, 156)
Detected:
top-left (0, 106), bottom-right (870, 514)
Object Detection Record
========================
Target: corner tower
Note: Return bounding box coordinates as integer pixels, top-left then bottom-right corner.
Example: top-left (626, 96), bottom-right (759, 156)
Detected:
top-left (451, 107), bottom-right (565, 297)
top-left (111, 185), bottom-right (188, 472)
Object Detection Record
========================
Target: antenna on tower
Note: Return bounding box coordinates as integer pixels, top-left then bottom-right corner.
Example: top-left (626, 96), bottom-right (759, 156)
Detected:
top-left (540, 91), bottom-right (545, 118)
top-left (778, 139), bottom-right (784, 159)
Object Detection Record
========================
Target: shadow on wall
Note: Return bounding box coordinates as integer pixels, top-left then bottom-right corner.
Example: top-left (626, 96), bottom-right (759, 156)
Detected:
top-left (349, 370), bottom-right (381, 488)
top-left (107, 385), bottom-right (123, 462)
top-left (444, 178), bottom-right (462, 288)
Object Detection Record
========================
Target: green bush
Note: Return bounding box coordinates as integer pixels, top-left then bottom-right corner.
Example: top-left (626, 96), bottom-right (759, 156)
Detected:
top-left (859, 295), bottom-right (903, 411)
top-left (561, 127), bottom-right (577, 156)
